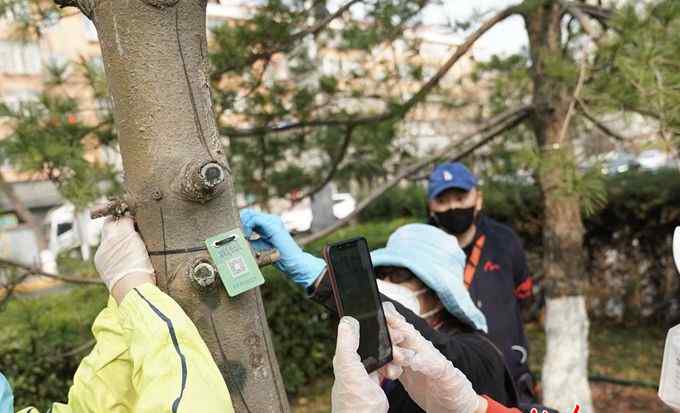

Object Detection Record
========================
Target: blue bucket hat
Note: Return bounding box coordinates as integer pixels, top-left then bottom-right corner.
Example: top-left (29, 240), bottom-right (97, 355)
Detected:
top-left (0, 372), bottom-right (13, 413)
top-left (371, 224), bottom-right (487, 332)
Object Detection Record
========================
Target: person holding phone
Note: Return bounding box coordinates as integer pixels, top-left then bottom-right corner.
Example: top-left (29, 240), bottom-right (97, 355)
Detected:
top-left (240, 209), bottom-right (528, 412)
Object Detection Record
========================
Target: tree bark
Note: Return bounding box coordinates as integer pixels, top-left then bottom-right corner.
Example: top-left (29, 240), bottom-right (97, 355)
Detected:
top-left (525, 2), bottom-right (593, 411)
top-left (66, 1), bottom-right (289, 411)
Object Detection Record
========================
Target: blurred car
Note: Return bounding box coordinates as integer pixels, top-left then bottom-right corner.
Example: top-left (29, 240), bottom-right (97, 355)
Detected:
top-left (44, 203), bottom-right (105, 259)
top-left (637, 149), bottom-right (674, 171)
top-left (601, 151), bottom-right (639, 175)
top-left (281, 192), bottom-right (356, 233)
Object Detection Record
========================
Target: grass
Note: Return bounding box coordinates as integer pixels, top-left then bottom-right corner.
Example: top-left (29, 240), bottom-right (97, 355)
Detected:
top-left (526, 321), bottom-right (665, 386)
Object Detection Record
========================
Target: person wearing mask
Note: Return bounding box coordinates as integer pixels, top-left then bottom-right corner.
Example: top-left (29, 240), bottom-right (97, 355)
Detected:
top-left (0, 217), bottom-right (236, 413)
top-left (240, 209), bottom-right (527, 412)
top-left (426, 162), bottom-right (536, 404)
top-left (333, 301), bottom-right (530, 413)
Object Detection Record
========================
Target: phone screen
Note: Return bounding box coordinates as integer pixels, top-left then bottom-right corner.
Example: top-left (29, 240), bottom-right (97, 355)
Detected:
top-left (327, 237), bottom-right (392, 372)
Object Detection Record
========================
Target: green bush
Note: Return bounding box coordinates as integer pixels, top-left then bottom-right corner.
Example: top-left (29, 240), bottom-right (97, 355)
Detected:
top-left (481, 170), bottom-right (680, 248)
top-left (358, 184), bottom-right (427, 222)
top-left (0, 286), bottom-right (108, 411)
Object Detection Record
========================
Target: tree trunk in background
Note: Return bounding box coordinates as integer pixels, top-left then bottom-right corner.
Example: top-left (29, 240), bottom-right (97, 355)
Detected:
top-left (0, 171), bottom-right (48, 252)
top-left (525, 2), bottom-right (594, 412)
top-left (60, 1), bottom-right (290, 411)
top-left (311, 182), bottom-right (336, 232)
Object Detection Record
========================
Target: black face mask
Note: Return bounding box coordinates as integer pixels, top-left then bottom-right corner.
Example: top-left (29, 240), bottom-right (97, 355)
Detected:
top-left (433, 206), bottom-right (477, 235)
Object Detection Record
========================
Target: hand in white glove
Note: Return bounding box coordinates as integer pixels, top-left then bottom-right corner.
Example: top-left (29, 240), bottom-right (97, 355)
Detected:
top-left (382, 302), bottom-right (487, 413)
top-left (332, 317), bottom-right (389, 413)
top-left (94, 217), bottom-right (155, 303)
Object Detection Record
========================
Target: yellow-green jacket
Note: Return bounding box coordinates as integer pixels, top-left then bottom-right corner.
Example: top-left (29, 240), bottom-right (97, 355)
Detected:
top-left (17, 283), bottom-right (234, 413)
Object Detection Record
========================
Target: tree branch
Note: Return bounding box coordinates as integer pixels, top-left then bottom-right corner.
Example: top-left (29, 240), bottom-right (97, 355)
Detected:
top-left (223, 5), bottom-right (521, 138)
top-left (218, 0), bottom-right (364, 74)
top-left (560, 0), bottom-right (599, 39)
top-left (294, 126), bottom-right (354, 202)
top-left (0, 172), bottom-right (48, 251)
top-left (294, 0), bottom-right (363, 39)
top-left (558, 52), bottom-right (588, 145)
top-left (53, 0), bottom-right (94, 19)
top-left (0, 272), bottom-right (30, 309)
top-left (570, 2), bottom-right (613, 25)
top-left (298, 105), bottom-right (533, 246)
top-left (576, 99), bottom-right (625, 141)
top-left (0, 258), bottom-right (102, 284)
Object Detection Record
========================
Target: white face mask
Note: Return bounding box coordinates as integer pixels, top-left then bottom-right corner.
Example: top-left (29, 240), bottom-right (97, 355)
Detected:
top-left (376, 279), bottom-right (443, 319)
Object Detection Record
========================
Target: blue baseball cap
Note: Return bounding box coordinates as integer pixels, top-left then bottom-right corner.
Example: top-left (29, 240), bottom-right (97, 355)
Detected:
top-left (427, 162), bottom-right (478, 200)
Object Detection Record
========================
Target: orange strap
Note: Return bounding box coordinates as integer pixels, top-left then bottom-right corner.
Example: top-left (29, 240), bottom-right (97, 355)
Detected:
top-left (464, 234), bottom-right (486, 288)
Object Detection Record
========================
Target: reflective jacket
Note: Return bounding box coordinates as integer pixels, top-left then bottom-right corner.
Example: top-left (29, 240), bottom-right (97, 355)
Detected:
top-left (15, 283), bottom-right (234, 413)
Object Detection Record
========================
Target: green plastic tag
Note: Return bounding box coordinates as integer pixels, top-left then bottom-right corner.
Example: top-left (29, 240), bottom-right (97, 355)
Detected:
top-left (205, 229), bottom-right (265, 297)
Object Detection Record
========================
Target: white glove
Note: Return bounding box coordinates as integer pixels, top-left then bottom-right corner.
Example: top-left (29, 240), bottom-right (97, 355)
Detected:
top-left (673, 227), bottom-right (679, 275)
top-left (383, 302), bottom-right (485, 413)
top-left (331, 317), bottom-right (389, 413)
top-left (94, 217), bottom-right (155, 291)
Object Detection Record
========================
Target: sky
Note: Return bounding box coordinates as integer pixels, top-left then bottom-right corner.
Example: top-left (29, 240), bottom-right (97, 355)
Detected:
top-left (421, 0), bottom-right (528, 60)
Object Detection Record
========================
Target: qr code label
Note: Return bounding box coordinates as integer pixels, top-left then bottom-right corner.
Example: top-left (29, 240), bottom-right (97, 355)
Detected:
top-left (228, 257), bottom-right (248, 278)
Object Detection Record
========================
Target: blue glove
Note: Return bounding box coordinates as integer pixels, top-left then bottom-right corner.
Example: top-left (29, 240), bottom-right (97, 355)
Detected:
top-left (240, 209), bottom-right (326, 288)
top-left (0, 372), bottom-right (13, 413)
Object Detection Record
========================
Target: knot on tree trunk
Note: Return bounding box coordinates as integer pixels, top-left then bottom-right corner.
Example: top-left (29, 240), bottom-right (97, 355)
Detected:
top-left (172, 159), bottom-right (227, 204)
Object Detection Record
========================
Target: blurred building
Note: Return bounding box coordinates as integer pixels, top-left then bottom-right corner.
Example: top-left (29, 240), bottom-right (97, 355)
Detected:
top-left (0, 0), bottom-right (482, 211)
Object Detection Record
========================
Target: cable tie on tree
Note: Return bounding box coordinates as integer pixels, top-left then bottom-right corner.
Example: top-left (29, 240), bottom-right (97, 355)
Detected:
top-left (148, 235), bottom-right (237, 256)
top-left (148, 246), bottom-right (208, 256)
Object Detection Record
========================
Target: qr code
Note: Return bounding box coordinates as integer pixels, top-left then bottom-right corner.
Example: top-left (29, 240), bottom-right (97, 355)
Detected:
top-left (228, 257), bottom-right (248, 278)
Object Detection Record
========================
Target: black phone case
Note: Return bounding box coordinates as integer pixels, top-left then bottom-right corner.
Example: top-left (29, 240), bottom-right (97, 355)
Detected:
top-left (323, 237), bottom-right (393, 373)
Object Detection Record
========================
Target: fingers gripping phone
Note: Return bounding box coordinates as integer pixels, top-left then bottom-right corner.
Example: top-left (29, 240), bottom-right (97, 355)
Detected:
top-left (324, 237), bottom-right (393, 373)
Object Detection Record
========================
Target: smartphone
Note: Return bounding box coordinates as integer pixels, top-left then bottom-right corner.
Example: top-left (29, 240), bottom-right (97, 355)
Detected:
top-left (324, 237), bottom-right (393, 373)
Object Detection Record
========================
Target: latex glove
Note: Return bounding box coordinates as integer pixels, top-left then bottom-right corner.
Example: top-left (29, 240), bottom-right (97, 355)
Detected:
top-left (331, 316), bottom-right (389, 413)
top-left (94, 217), bottom-right (155, 301)
top-left (673, 227), bottom-right (679, 275)
top-left (240, 209), bottom-right (326, 288)
top-left (382, 302), bottom-right (486, 413)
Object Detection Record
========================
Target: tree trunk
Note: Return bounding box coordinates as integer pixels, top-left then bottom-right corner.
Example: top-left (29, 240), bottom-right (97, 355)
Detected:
top-left (525, 2), bottom-right (594, 412)
top-left (61, 1), bottom-right (290, 411)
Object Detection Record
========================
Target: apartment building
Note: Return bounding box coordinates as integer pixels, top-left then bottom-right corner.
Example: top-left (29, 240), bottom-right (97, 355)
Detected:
top-left (0, 1), bottom-right (479, 204)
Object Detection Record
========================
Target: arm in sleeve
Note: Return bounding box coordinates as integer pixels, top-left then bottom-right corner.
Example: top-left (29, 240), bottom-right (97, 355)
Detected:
top-left (509, 233), bottom-right (533, 303)
top-left (117, 283), bottom-right (234, 413)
